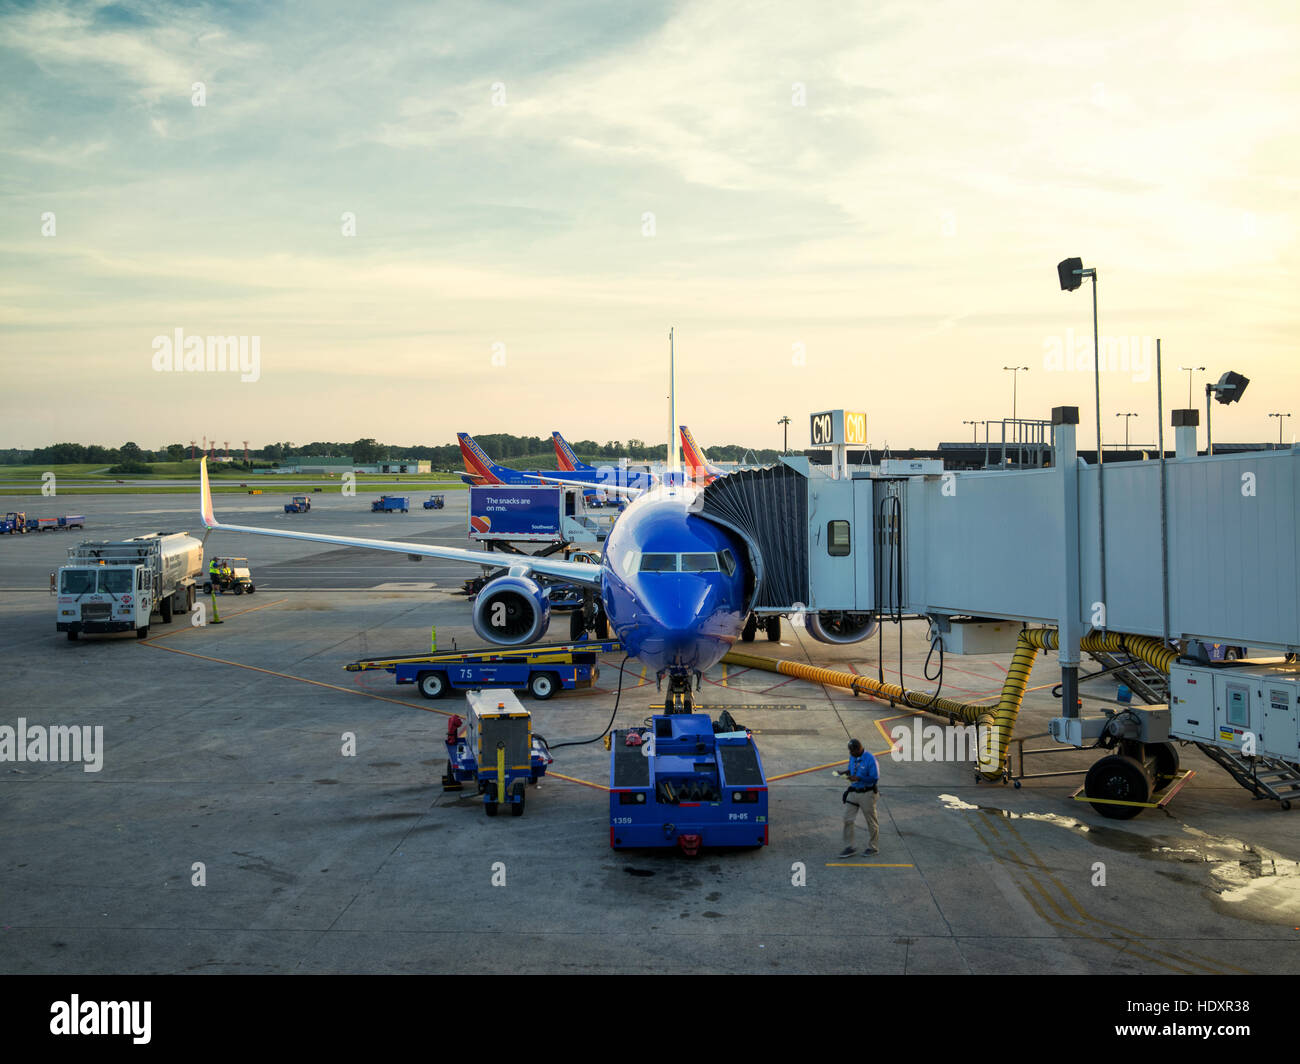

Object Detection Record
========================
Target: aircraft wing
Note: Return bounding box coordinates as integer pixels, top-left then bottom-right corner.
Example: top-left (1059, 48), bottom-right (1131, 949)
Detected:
top-left (199, 460), bottom-right (603, 588)
top-left (523, 473), bottom-right (646, 497)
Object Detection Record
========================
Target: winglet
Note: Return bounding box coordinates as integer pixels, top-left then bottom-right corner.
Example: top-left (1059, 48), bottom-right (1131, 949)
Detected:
top-left (200, 457), bottom-right (217, 528)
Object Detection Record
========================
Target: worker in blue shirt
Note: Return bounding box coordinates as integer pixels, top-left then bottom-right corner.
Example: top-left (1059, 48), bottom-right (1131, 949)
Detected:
top-left (836, 738), bottom-right (879, 858)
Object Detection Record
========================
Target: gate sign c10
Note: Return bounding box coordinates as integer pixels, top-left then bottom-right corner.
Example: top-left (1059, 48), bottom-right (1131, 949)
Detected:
top-left (810, 410), bottom-right (867, 447)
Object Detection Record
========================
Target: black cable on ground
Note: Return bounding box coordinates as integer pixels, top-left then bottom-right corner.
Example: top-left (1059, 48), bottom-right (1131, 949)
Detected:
top-left (549, 653), bottom-right (630, 749)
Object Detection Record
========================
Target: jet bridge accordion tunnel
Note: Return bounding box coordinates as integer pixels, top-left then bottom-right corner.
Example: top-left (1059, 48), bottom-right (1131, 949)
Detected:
top-left (708, 407), bottom-right (1300, 801)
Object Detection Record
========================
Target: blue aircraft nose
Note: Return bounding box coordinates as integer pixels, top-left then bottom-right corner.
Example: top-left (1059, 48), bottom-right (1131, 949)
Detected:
top-left (642, 585), bottom-right (719, 667)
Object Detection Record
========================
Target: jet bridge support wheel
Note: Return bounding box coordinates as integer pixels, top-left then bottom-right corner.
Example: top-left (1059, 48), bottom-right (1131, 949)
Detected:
top-left (1084, 754), bottom-right (1150, 820)
top-left (741, 614), bottom-right (758, 642)
top-left (1148, 742), bottom-right (1180, 789)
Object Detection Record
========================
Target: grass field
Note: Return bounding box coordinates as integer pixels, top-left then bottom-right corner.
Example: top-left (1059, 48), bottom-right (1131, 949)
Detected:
top-left (0, 451), bottom-right (646, 495)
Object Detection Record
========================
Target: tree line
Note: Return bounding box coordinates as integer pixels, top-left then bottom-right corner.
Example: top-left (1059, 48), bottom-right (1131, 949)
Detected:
top-left (2, 435), bottom-right (784, 470)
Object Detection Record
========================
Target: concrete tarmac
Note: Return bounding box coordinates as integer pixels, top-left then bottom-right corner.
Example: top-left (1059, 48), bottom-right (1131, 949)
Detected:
top-left (0, 494), bottom-right (1296, 974)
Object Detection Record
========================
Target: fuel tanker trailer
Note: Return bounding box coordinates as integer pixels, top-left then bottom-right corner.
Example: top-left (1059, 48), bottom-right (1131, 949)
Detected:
top-left (54, 532), bottom-right (203, 641)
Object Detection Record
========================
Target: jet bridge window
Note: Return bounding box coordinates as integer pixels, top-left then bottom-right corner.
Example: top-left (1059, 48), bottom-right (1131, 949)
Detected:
top-left (680, 553), bottom-right (720, 572)
top-left (639, 553), bottom-right (679, 572)
top-left (827, 520), bottom-right (851, 557)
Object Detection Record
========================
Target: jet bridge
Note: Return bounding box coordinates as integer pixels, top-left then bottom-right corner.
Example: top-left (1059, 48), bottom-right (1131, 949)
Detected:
top-left (699, 406), bottom-right (1300, 815)
top-left (701, 407), bottom-right (1300, 654)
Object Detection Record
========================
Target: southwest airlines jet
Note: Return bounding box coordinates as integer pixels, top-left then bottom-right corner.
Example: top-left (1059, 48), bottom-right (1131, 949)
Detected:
top-left (458, 432), bottom-right (655, 494)
top-left (198, 458), bottom-right (747, 704)
top-left (678, 425), bottom-right (723, 485)
top-left (551, 431), bottom-right (593, 473)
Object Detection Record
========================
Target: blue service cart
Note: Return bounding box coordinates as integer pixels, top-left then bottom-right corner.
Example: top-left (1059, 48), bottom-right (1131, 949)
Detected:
top-left (371, 495), bottom-right (409, 513)
top-left (441, 689), bottom-right (553, 816)
top-left (610, 712), bottom-right (769, 855)
top-left (284, 495), bottom-right (312, 513)
top-left (422, 494), bottom-right (446, 509)
top-left (344, 640), bottom-right (620, 700)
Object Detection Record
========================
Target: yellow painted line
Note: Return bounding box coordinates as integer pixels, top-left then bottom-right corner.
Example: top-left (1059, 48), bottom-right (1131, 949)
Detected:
top-left (1069, 793), bottom-right (1163, 809)
top-left (141, 641), bottom-right (457, 716)
top-left (874, 716), bottom-right (905, 749)
top-left (548, 771), bottom-right (609, 792)
top-left (964, 680), bottom-right (1058, 705)
top-left (825, 863), bottom-right (914, 868)
top-left (142, 598), bottom-right (287, 641)
top-left (767, 758), bottom-right (848, 782)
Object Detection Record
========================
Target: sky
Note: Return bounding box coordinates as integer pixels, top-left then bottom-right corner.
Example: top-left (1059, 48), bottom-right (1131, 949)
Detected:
top-left (2, 0), bottom-right (1297, 453)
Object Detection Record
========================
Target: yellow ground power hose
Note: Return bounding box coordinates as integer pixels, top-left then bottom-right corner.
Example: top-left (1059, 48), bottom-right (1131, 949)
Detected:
top-left (724, 628), bottom-right (1175, 780)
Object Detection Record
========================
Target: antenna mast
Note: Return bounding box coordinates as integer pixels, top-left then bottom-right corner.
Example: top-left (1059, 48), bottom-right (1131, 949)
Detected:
top-left (667, 327), bottom-right (679, 475)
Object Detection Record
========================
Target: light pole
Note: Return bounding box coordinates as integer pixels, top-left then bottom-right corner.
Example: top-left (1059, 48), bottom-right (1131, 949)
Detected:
top-left (962, 419), bottom-right (980, 443)
top-left (777, 415), bottom-right (791, 455)
top-left (1057, 256), bottom-right (1106, 630)
top-left (1204, 371), bottom-right (1250, 456)
top-left (1178, 365), bottom-right (1205, 407)
top-left (1268, 412), bottom-right (1291, 449)
top-left (1003, 366), bottom-right (1029, 422)
top-left (1116, 412), bottom-right (1137, 451)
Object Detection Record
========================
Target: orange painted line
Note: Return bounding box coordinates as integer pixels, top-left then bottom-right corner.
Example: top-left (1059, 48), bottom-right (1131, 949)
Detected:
top-left (142, 641), bottom-right (456, 716)
top-left (141, 598), bottom-right (287, 641)
top-left (549, 771), bottom-right (609, 792)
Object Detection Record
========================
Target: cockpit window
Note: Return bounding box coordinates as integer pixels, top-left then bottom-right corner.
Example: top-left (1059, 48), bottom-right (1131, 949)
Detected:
top-left (680, 553), bottom-right (719, 572)
top-left (718, 549), bottom-right (736, 576)
top-left (639, 553), bottom-right (679, 572)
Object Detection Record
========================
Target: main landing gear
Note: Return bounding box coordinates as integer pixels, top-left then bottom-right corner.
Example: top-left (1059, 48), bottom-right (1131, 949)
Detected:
top-left (569, 594), bottom-right (609, 641)
top-left (740, 613), bottom-right (781, 642)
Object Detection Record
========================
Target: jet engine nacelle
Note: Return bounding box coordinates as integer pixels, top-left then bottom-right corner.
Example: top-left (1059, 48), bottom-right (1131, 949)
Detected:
top-left (472, 575), bottom-right (551, 646)
top-left (806, 610), bottom-right (879, 645)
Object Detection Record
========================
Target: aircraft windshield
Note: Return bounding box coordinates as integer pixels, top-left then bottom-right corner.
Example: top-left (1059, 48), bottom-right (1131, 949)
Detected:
top-left (639, 552), bottom-right (728, 574)
top-left (60, 570), bottom-right (97, 595)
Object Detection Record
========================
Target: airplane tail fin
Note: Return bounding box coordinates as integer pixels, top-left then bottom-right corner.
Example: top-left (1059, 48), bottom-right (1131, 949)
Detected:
top-left (679, 425), bottom-right (720, 484)
top-left (457, 433), bottom-right (505, 485)
top-left (551, 431), bottom-right (592, 472)
top-left (200, 456), bottom-right (217, 528)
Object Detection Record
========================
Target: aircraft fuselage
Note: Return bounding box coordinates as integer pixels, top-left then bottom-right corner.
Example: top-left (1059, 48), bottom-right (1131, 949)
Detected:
top-left (599, 487), bottom-right (748, 678)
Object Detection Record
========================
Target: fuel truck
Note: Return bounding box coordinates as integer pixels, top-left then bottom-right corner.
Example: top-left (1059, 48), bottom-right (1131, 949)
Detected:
top-left (54, 533), bottom-right (203, 641)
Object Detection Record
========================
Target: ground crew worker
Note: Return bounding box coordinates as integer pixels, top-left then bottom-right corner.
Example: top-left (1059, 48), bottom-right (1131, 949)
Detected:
top-left (836, 738), bottom-right (879, 859)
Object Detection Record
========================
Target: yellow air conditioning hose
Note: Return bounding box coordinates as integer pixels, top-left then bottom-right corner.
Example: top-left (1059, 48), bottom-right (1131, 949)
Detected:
top-left (724, 629), bottom-right (1175, 780)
